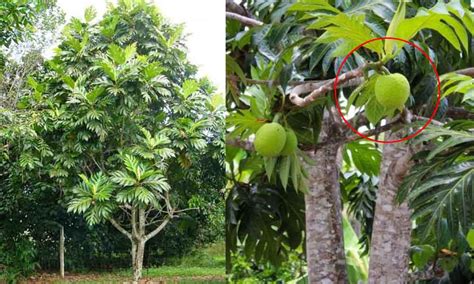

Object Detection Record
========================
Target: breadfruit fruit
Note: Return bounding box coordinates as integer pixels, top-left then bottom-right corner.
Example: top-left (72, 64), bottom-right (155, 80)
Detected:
top-left (375, 73), bottom-right (410, 109)
top-left (254, 123), bottom-right (286, 157)
top-left (280, 129), bottom-right (298, 156)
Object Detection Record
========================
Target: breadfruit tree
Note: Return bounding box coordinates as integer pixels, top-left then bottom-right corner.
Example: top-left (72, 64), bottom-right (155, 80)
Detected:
top-left (226, 0), bottom-right (474, 283)
top-left (1, 0), bottom-right (223, 282)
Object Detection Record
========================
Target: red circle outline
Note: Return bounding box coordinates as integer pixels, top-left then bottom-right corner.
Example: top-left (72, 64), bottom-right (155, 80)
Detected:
top-left (333, 37), bottom-right (441, 144)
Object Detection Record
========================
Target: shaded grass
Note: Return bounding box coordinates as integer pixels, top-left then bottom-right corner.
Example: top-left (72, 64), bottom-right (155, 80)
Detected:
top-left (6, 242), bottom-right (226, 283)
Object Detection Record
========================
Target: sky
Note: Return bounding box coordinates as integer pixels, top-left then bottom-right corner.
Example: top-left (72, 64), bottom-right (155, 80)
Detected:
top-left (56, 0), bottom-right (225, 93)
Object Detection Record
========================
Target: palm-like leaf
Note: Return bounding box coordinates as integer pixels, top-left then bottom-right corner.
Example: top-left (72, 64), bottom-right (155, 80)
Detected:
top-left (112, 154), bottom-right (171, 205)
top-left (399, 126), bottom-right (474, 240)
top-left (67, 172), bottom-right (115, 224)
top-left (227, 182), bottom-right (305, 266)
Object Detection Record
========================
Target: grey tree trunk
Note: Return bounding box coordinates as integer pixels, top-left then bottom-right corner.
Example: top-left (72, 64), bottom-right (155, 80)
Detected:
top-left (368, 131), bottom-right (414, 283)
top-left (131, 240), bottom-right (138, 281)
top-left (59, 225), bottom-right (64, 278)
top-left (305, 110), bottom-right (347, 283)
top-left (132, 240), bottom-right (145, 282)
top-left (110, 206), bottom-right (171, 283)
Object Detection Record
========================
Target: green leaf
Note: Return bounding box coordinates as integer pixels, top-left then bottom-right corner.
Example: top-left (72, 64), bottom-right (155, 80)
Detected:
top-left (124, 43), bottom-right (137, 61)
top-left (394, 7), bottom-right (470, 53)
top-left (365, 97), bottom-right (386, 125)
top-left (264, 157), bottom-right (277, 180)
top-left (310, 13), bottom-right (383, 55)
top-left (85, 87), bottom-right (104, 104)
top-left (111, 171), bottom-right (136, 187)
top-left (108, 44), bottom-right (126, 65)
top-left (97, 60), bottom-right (117, 81)
top-left (355, 75), bottom-right (378, 107)
top-left (411, 245), bottom-right (435, 269)
top-left (384, 1), bottom-right (405, 56)
top-left (439, 257), bottom-right (459, 272)
top-left (182, 79), bottom-right (200, 98)
top-left (226, 55), bottom-right (246, 83)
top-left (467, 229), bottom-right (474, 249)
top-left (345, 141), bottom-right (381, 176)
top-left (143, 62), bottom-right (164, 81)
top-left (346, 80), bottom-right (368, 113)
top-left (226, 110), bottom-right (265, 139)
top-left (291, 153), bottom-right (300, 190)
top-left (84, 6), bottom-right (97, 22)
top-left (345, 74), bottom-right (378, 113)
top-left (62, 75), bottom-right (75, 89)
top-left (288, 0), bottom-right (340, 14)
top-left (279, 156), bottom-right (291, 189)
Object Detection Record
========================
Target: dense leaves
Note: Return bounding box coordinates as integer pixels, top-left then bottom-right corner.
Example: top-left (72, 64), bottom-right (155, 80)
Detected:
top-left (1, 0), bottom-right (224, 278)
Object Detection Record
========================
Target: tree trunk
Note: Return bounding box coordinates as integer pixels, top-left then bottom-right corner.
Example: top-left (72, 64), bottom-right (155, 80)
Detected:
top-left (132, 240), bottom-right (145, 282)
top-left (368, 131), bottom-right (414, 283)
top-left (59, 225), bottom-right (64, 278)
top-left (305, 110), bottom-right (347, 283)
top-left (131, 240), bottom-right (137, 278)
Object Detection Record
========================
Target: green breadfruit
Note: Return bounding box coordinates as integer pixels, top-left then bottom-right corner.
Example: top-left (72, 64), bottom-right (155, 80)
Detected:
top-left (280, 129), bottom-right (298, 156)
top-left (375, 73), bottom-right (410, 109)
top-left (254, 123), bottom-right (286, 157)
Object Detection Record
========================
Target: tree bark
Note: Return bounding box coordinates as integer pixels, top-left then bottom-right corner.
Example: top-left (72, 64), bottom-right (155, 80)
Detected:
top-left (305, 110), bottom-right (347, 283)
top-left (109, 205), bottom-right (172, 282)
top-left (59, 225), bottom-right (64, 278)
top-left (133, 240), bottom-right (145, 282)
top-left (131, 241), bottom-right (138, 280)
top-left (368, 130), bottom-right (414, 283)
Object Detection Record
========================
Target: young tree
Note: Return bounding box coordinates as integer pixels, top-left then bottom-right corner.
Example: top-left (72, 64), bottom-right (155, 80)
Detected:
top-left (226, 0), bottom-right (473, 282)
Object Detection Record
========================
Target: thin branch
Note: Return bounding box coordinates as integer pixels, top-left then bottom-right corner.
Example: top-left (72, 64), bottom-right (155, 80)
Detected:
top-left (145, 217), bottom-right (171, 241)
top-left (109, 218), bottom-right (132, 241)
top-left (344, 120), bottom-right (402, 143)
top-left (164, 191), bottom-right (174, 216)
top-left (445, 107), bottom-right (474, 120)
top-left (315, 115), bottom-right (442, 149)
top-left (412, 115), bottom-right (443, 126)
top-left (455, 67), bottom-right (474, 78)
top-left (226, 137), bottom-right (254, 151)
top-left (226, 0), bottom-right (248, 17)
top-left (146, 217), bottom-right (167, 226)
top-left (118, 205), bottom-right (132, 217)
top-left (289, 68), bottom-right (364, 107)
top-left (172, 207), bottom-right (198, 214)
top-left (226, 74), bottom-right (322, 87)
top-left (226, 12), bottom-right (263, 27)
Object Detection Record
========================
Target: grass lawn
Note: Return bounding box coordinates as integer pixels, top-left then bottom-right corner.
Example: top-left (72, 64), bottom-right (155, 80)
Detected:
top-left (5, 242), bottom-right (226, 283)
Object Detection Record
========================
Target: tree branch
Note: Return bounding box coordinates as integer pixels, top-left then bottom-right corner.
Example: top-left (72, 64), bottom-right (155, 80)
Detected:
top-left (226, 0), bottom-right (248, 17)
top-left (455, 67), bottom-right (474, 78)
top-left (172, 207), bottom-right (198, 214)
top-left (226, 74), bottom-right (323, 87)
top-left (287, 66), bottom-right (472, 108)
top-left (226, 137), bottom-right (254, 151)
top-left (289, 68), bottom-right (364, 107)
top-left (145, 217), bottom-right (171, 242)
top-left (131, 207), bottom-right (139, 239)
top-left (226, 12), bottom-right (263, 27)
top-left (445, 107), bottom-right (474, 120)
top-left (109, 218), bottom-right (132, 241)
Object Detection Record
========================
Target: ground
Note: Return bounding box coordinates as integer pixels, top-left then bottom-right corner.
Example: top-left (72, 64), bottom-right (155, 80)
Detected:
top-left (7, 242), bottom-right (226, 283)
